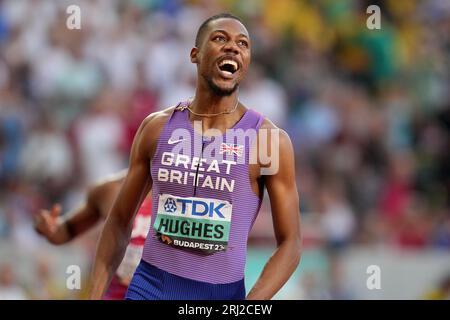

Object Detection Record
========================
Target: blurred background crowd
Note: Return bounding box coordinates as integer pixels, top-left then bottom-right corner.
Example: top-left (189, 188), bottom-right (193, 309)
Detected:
top-left (0, 0), bottom-right (449, 299)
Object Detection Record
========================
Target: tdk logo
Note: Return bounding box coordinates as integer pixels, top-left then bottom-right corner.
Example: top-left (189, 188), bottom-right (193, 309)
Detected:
top-left (177, 199), bottom-right (225, 218)
top-left (164, 198), bottom-right (177, 213)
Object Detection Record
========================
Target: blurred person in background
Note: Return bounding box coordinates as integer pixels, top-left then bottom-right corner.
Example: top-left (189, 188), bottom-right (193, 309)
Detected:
top-left (423, 274), bottom-right (450, 300)
top-left (73, 88), bottom-right (127, 184)
top-left (240, 65), bottom-right (288, 127)
top-left (0, 63), bottom-right (28, 184)
top-left (34, 170), bottom-right (152, 300)
top-left (327, 254), bottom-right (354, 300)
top-left (30, 256), bottom-right (64, 300)
top-left (0, 263), bottom-right (27, 300)
top-left (122, 61), bottom-right (159, 151)
top-left (20, 112), bottom-right (74, 195)
top-left (431, 213), bottom-right (450, 250)
top-left (317, 181), bottom-right (356, 250)
top-left (296, 271), bottom-right (330, 300)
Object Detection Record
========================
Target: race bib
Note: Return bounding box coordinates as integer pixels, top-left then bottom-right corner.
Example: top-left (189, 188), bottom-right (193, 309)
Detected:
top-left (153, 193), bottom-right (232, 254)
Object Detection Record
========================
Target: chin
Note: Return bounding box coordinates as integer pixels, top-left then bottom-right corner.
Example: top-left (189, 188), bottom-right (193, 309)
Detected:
top-left (208, 78), bottom-right (239, 96)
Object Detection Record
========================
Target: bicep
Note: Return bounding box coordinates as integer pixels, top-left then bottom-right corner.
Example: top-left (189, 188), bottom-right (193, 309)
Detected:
top-left (264, 130), bottom-right (300, 244)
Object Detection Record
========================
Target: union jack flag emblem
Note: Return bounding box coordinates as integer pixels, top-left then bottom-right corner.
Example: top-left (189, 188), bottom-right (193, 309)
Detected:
top-left (219, 143), bottom-right (244, 157)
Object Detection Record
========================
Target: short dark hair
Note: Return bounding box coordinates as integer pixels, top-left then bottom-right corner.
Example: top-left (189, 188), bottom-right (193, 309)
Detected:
top-left (195, 13), bottom-right (244, 47)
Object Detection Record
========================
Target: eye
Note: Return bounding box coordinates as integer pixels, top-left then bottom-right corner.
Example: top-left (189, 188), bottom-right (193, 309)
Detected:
top-left (213, 35), bottom-right (226, 43)
top-left (237, 40), bottom-right (248, 48)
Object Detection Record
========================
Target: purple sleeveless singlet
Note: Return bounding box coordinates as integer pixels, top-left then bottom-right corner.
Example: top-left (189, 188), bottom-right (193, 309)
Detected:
top-left (141, 101), bottom-right (265, 284)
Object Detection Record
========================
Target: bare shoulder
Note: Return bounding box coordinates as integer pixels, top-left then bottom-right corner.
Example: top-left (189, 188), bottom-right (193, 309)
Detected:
top-left (258, 117), bottom-right (293, 151)
top-left (140, 106), bottom-right (176, 133)
top-left (134, 105), bottom-right (177, 156)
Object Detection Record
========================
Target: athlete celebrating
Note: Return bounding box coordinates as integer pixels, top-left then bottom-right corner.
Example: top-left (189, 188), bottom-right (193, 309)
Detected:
top-left (34, 170), bottom-right (152, 299)
top-left (89, 13), bottom-right (301, 300)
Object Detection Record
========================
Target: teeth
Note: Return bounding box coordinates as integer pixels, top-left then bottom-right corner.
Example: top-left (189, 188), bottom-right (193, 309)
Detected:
top-left (219, 59), bottom-right (238, 71)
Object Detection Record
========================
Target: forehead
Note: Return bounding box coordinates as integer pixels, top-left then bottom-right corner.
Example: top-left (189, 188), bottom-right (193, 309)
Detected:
top-left (206, 18), bottom-right (249, 38)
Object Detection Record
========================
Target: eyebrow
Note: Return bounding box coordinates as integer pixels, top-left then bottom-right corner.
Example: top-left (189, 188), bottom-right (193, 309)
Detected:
top-left (212, 29), bottom-right (249, 39)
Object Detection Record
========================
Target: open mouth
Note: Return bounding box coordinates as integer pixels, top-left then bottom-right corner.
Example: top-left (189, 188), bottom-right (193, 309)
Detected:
top-left (218, 59), bottom-right (239, 76)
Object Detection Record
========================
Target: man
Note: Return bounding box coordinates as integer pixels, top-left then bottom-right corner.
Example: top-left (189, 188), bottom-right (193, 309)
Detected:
top-left (89, 13), bottom-right (301, 300)
top-left (34, 170), bottom-right (152, 299)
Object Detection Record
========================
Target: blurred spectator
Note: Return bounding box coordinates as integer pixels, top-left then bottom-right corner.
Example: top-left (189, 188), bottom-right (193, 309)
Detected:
top-left (423, 274), bottom-right (450, 300)
top-left (391, 196), bottom-right (432, 249)
top-left (0, 264), bottom-right (27, 300)
top-left (30, 257), bottom-right (64, 300)
top-left (32, 27), bottom-right (102, 104)
top-left (73, 88), bottom-right (127, 183)
top-left (121, 62), bottom-right (159, 150)
top-left (296, 271), bottom-right (331, 300)
top-left (378, 152), bottom-right (415, 223)
top-left (240, 65), bottom-right (288, 127)
top-left (20, 114), bottom-right (74, 187)
top-left (291, 83), bottom-right (341, 151)
top-left (328, 254), bottom-right (354, 300)
top-left (431, 214), bottom-right (450, 250)
top-left (0, 105), bottom-right (23, 182)
top-left (317, 182), bottom-right (356, 250)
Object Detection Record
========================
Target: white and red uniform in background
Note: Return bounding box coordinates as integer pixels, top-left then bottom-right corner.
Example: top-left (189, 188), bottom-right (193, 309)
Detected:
top-left (103, 196), bottom-right (152, 300)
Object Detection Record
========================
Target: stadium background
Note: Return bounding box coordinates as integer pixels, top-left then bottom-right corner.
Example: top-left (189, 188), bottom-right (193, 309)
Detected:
top-left (0, 0), bottom-right (449, 299)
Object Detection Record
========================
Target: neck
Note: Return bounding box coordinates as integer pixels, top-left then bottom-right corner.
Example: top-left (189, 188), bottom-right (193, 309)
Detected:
top-left (190, 81), bottom-right (239, 115)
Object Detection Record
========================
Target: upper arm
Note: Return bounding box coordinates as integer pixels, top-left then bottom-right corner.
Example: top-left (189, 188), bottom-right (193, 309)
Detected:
top-left (263, 127), bottom-right (301, 245)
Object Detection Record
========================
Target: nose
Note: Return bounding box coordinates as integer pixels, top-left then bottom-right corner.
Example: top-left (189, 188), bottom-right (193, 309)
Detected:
top-left (223, 41), bottom-right (239, 54)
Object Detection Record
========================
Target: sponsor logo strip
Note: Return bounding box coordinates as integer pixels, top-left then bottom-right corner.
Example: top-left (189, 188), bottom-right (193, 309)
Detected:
top-left (158, 193), bottom-right (232, 222)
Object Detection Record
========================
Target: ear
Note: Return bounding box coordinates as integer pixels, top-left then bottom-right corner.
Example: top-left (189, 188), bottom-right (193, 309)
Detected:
top-left (190, 47), bottom-right (199, 64)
